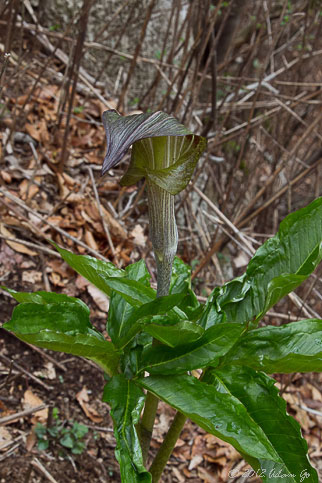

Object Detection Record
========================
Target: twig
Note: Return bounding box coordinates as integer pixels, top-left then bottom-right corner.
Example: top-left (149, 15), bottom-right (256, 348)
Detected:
top-left (0, 360), bottom-right (13, 389)
top-left (22, 341), bottom-right (67, 373)
top-left (0, 353), bottom-right (53, 391)
top-left (31, 458), bottom-right (59, 483)
top-left (192, 185), bottom-right (255, 257)
top-left (58, 0), bottom-right (94, 171)
top-left (0, 187), bottom-right (110, 262)
top-left (117, 0), bottom-right (157, 110)
top-left (0, 442), bottom-right (21, 461)
top-left (0, 235), bottom-right (60, 257)
top-left (87, 166), bottom-right (115, 257)
top-left (0, 404), bottom-right (48, 425)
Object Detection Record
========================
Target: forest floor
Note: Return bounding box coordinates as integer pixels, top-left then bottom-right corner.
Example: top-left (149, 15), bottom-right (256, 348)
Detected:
top-left (1, 1), bottom-right (322, 482)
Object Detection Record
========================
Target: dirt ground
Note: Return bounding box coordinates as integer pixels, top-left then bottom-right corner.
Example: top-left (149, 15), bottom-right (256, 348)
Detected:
top-left (1, 0), bottom-right (322, 481)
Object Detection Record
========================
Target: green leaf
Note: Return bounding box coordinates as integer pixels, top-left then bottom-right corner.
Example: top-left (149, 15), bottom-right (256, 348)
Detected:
top-left (223, 319), bottom-right (322, 373)
top-left (54, 244), bottom-right (124, 297)
top-left (60, 433), bottom-right (74, 449)
top-left (201, 198), bottom-right (322, 328)
top-left (140, 323), bottom-right (244, 374)
top-left (101, 259), bottom-right (155, 307)
top-left (71, 441), bottom-right (86, 454)
top-left (169, 257), bottom-right (202, 320)
top-left (121, 135), bottom-right (207, 194)
top-left (142, 317), bottom-right (204, 347)
top-left (108, 291), bottom-right (136, 345)
top-left (102, 110), bottom-right (191, 174)
top-left (103, 375), bottom-right (151, 482)
top-left (3, 299), bottom-right (119, 375)
top-left (2, 288), bottom-right (89, 310)
top-left (170, 256), bottom-right (191, 290)
top-left (125, 259), bottom-right (151, 286)
top-left (211, 365), bottom-right (318, 482)
top-left (3, 301), bottom-right (92, 335)
top-left (101, 277), bottom-right (155, 306)
top-left (107, 260), bottom-right (155, 345)
top-left (37, 438), bottom-right (49, 451)
top-left (71, 422), bottom-right (88, 439)
top-left (116, 293), bottom-right (187, 348)
top-left (137, 374), bottom-right (278, 463)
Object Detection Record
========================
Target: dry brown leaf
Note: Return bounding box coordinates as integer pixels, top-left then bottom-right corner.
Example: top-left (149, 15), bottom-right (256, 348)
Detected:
top-left (34, 84), bottom-right (58, 101)
top-left (62, 172), bottom-right (80, 187)
top-left (34, 362), bottom-right (56, 381)
top-left (98, 181), bottom-right (120, 192)
top-left (0, 427), bottom-right (12, 451)
top-left (83, 201), bottom-right (127, 238)
top-left (171, 466), bottom-right (186, 483)
top-left (0, 223), bottom-right (37, 256)
top-left (75, 274), bottom-right (89, 290)
top-left (23, 389), bottom-right (48, 424)
top-left (0, 400), bottom-right (14, 421)
top-left (38, 118), bottom-right (49, 144)
top-left (1, 215), bottom-right (25, 228)
top-left (101, 205), bottom-right (127, 239)
top-left (25, 123), bottom-right (41, 142)
top-left (130, 224), bottom-right (146, 247)
top-left (0, 170), bottom-right (12, 183)
top-left (49, 271), bottom-right (63, 286)
top-left (84, 152), bottom-right (102, 165)
top-left (19, 178), bottom-right (41, 201)
top-left (25, 428), bottom-right (37, 452)
top-left (56, 173), bottom-right (70, 199)
top-left (84, 230), bottom-right (99, 251)
top-left (76, 386), bottom-right (103, 423)
top-left (188, 454), bottom-right (203, 470)
top-left (47, 259), bottom-right (73, 278)
top-left (307, 383), bottom-right (322, 402)
top-left (197, 466), bottom-right (217, 483)
top-left (87, 284), bottom-right (109, 312)
top-left (22, 270), bottom-right (42, 284)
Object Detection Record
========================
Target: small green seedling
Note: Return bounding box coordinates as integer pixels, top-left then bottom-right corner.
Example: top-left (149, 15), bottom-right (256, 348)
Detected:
top-left (35, 415), bottom-right (89, 455)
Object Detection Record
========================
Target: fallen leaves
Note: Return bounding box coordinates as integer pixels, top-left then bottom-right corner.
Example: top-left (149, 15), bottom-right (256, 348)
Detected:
top-left (87, 285), bottom-right (109, 312)
top-left (0, 223), bottom-right (37, 256)
top-left (76, 386), bottom-right (103, 423)
top-left (23, 390), bottom-right (48, 424)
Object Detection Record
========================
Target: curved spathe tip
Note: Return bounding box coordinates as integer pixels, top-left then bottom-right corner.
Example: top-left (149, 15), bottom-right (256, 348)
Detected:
top-left (101, 110), bottom-right (192, 176)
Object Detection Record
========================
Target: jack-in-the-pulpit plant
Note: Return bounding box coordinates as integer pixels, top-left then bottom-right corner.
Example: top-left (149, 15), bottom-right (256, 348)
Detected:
top-left (3, 109), bottom-right (322, 483)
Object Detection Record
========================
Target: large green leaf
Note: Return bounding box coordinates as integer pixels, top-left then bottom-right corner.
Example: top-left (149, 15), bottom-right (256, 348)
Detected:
top-left (141, 317), bottom-right (204, 347)
top-left (107, 260), bottom-right (155, 345)
top-left (102, 375), bottom-right (151, 482)
top-left (169, 257), bottom-right (202, 320)
top-left (200, 198), bottom-right (322, 329)
top-left (116, 293), bottom-right (187, 348)
top-left (137, 374), bottom-right (279, 463)
top-left (3, 297), bottom-right (119, 375)
top-left (223, 319), bottom-right (322, 373)
top-left (3, 288), bottom-right (87, 307)
top-left (101, 277), bottom-right (155, 306)
top-left (108, 291), bottom-right (136, 345)
top-left (101, 259), bottom-right (155, 307)
top-left (140, 323), bottom-right (244, 374)
top-left (54, 244), bottom-right (124, 297)
top-left (211, 366), bottom-right (318, 482)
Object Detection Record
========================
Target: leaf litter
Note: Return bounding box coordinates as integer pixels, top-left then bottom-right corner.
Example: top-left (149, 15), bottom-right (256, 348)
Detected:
top-left (1, 2), bottom-right (322, 481)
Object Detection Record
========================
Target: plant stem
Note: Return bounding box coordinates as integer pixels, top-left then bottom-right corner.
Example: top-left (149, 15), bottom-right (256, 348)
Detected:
top-left (149, 411), bottom-right (186, 482)
top-left (138, 181), bottom-right (178, 464)
top-left (138, 391), bottom-right (159, 464)
top-left (147, 182), bottom-right (178, 297)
